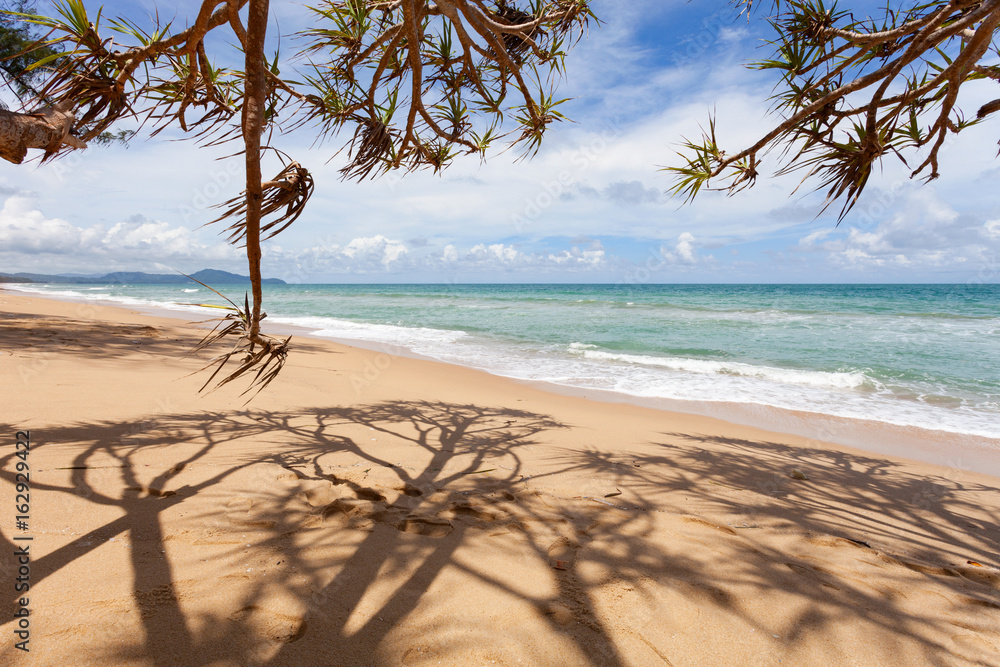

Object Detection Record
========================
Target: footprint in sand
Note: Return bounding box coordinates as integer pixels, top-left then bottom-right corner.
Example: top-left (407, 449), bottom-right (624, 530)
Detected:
top-left (230, 604), bottom-right (307, 643)
top-left (547, 537), bottom-right (579, 571)
top-left (396, 516), bottom-right (454, 537)
top-left (448, 500), bottom-right (499, 523)
top-left (227, 497), bottom-right (254, 513)
top-left (322, 498), bottom-right (380, 519)
top-left (541, 601), bottom-right (575, 625)
top-left (320, 494), bottom-right (455, 538)
top-left (401, 483), bottom-right (423, 497)
top-left (355, 487), bottom-right (387, 502)
top-left (298, 480), bottom-right (344, 508)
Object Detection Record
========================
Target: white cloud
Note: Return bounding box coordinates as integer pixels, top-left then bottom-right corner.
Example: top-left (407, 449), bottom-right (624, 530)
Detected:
top-left (342, 235), bottom-right (409, 267)
top-left (658, 232), bottom-right (703, 266)
top-left (675, 232), bottom-right (697, 264)
top-left (797, 228), bottom-right (834, 249)
top-left (260, 235), bottom-right (613, 280)
top-left (791, 189), bottom-right (1000, 274)
top-left (986, 219), bottom-right (1000, 239)
top-left (0, 196), bottom-right (101, 254)
top-left (0, 196), bottom-right (238, 272)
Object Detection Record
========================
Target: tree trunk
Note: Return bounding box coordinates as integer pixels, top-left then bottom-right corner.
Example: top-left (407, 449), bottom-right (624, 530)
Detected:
top-left (242, 0), bottom-right (270, 342)
top-left (0, 107), bottom-right (86, 164)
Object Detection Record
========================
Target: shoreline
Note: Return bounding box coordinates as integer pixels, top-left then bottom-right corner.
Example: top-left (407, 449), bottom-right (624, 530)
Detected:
top-left (2, 288), bottom-right (999, 665)
top-left (8, 284), bottom-right (999, 478)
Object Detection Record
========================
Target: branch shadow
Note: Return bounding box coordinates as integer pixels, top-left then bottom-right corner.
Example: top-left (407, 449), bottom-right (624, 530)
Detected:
top-left (0, 407), bottom-right (997, 665)
top-left (0, 309), bottom-right (333, 365)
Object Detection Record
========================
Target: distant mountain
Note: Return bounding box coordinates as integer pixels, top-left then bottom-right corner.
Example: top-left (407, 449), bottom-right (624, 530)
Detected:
top-left (0, 269), bottom-right (286, 285)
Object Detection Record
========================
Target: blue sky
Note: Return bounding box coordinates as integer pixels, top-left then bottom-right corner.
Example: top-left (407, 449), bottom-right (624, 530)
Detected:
top-left (2, 0), bottom-right (999, 283)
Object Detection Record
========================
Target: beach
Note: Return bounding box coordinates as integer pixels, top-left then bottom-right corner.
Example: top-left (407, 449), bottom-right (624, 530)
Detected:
top-left (1, 289), bottom-right (999, 665)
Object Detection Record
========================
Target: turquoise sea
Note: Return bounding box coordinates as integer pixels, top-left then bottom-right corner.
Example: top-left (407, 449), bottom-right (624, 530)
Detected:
top-left (11, 282), bottom-right (999, 442)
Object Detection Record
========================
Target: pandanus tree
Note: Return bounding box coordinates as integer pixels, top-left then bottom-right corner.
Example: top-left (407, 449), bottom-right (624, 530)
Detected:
top-left (667, 0), bottom-right (1000, 219)
top-left (0, 0), bottom-right (595, 395)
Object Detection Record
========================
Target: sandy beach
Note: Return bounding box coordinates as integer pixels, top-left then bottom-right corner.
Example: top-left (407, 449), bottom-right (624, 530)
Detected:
top-left (1, 289), bottom-right (998, 666)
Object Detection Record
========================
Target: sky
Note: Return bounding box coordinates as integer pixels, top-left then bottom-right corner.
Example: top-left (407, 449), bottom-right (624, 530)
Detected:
top-left (1, 0), bottom-right (999, 283)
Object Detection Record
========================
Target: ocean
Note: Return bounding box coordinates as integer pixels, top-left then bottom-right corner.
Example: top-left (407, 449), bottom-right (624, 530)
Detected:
top-left (10, 282), bottom-right (999, 447)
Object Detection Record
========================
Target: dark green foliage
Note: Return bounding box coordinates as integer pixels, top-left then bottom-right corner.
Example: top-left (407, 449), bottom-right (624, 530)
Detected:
top-left (0, 0), bottom-right (61, 104)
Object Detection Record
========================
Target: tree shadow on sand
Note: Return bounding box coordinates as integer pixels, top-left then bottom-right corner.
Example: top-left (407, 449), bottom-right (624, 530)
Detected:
top-left (0, 309), bottom-right (333, 365)
top-left (0, 405), bottom-right (998, 664)
top-left (542, 430), bottom-right (1000, 657)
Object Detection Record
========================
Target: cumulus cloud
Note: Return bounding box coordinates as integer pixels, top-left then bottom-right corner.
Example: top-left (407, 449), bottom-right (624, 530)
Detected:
top-left (791, 190), bottom-right (1000, 273)
top-left (263, 235), bottom-right (612, 280)
top-left (657, 232), bottom-right (703, 265)
top-left (796, 228), bottom-right (834, 250)
top-left (675, 232), bottom-right (697, 263)
top-left (0, 196), bottom-right (101, 254)
top-left (0, 196), bottom-right (237, 270)
top-left (460, 241), bottom-right (607, 271)
top-left (342, 235), bottom-right (409, 267)
top-left (467, 243), bottom-right (520, 264)
top-left (103, 215), bottom-right (204, 255)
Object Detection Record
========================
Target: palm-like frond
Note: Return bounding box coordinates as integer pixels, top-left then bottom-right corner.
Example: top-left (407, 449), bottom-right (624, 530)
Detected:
top-left (182, 274), bottom-right (290, 402)
top-left (666, 0), bottom-right (1000, 219)
top-left (210, 159), bottom-right (315, 244)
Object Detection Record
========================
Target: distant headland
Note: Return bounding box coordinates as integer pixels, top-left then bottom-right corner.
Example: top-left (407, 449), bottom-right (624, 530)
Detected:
top-left (0, 269), bottom-right (287, 285)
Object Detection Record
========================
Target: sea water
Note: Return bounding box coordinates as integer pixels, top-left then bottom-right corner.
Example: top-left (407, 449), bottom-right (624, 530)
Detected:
top-left (10, 282), bottom-right (999, 444)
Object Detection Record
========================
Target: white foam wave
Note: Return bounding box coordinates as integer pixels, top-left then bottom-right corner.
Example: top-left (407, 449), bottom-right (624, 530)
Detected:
top-left (268, 315), bottom-right (467, 350)
top-left (3, 284), bottom-right (223, 315)
top-left (567, 345), bottom-right (871, 390)
top-left (182, 288), bottom-right (199, 293)
top-left (4, 284), bottom-right (111, 301)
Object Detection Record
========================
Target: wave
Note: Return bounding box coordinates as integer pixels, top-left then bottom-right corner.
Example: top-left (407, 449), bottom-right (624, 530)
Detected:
top-left (268, 315), bottom-right (467, 349)
top-left (4, 284), bottom-right (224, 315)
top-left (567, 343), bottom-right (873, 391)
top-left (182, 288), bottom-right (199, 293)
